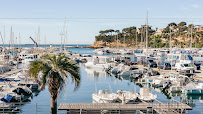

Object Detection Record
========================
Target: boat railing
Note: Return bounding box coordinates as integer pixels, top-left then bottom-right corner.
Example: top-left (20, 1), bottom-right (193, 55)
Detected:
top-left (94, 82), bottom-right (112, 93)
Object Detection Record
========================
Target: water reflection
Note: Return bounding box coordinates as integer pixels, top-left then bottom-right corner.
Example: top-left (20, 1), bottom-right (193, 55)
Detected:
top-left (84, 67), bottom-right (110, 79)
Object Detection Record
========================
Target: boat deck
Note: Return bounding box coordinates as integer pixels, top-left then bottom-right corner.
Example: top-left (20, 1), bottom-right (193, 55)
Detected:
top-left (0, 68), bottom-right (23, 77)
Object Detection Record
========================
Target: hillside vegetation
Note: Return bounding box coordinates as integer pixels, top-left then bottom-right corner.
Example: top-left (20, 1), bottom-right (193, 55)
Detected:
top-left (94, 22), bottom-right (203, 48)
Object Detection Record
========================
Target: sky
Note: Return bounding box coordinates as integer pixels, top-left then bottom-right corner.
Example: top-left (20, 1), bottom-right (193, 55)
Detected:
top-left (0, 0), bottom-right (202, 44)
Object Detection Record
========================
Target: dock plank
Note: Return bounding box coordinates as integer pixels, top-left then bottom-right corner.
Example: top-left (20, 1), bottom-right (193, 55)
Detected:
top-left (58, 103), bottom-right (192, 112)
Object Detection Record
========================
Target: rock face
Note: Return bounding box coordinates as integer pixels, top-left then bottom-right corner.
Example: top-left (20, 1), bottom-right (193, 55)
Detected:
top-left (91, 40), bottom-right (128, 48)
top-left (91, 41), bottom-right (106, 48)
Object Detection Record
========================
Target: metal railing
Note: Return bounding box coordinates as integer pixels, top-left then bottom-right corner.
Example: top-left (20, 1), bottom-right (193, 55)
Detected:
top-left (0, 101), bottom-right (202, 114)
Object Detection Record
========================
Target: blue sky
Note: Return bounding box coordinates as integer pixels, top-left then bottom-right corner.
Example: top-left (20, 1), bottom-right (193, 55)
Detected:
top-left (0, 0), bottom-right (202, 44)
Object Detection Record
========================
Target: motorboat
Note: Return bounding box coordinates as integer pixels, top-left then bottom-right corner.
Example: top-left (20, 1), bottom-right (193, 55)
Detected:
top-left (93, 49), bottom-right (104, 55)
top-left (182, 81), bottom-right (203, 95)
top-left (85, 56), bottom-right (115, 69)
top-left (22, 54), bottom-right (39, 65)
top-left (92, 89), bottom-right (118, 103)
top-left (117, 66), bottom-right (139, 76)
top-left (92, 89), bottom-right (138, 103)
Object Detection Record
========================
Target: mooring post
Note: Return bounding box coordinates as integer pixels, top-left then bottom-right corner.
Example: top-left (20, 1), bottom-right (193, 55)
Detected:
top-left (168, 102), bottom-right (169, 112)
top-left (36, 103), bottom-right (37, 114)
top-left (80, 109), bottom-right (82, 114)
top-left (3, 102), bottom-right (4, 113)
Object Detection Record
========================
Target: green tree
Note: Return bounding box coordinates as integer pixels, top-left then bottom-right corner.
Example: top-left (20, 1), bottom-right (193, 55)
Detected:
top-left (28, 54), bottom-right (80, 114)
top-left (168, 22), bottom-right (177, 28)
top-left (178, 22), bottom-right (187, 27)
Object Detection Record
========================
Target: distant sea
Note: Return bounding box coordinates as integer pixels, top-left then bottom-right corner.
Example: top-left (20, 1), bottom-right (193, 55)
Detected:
top-left (0, 44), bottom-right (91, 48)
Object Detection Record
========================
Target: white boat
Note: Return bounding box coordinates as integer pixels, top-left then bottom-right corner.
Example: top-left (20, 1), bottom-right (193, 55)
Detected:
top-left (85, 67), bottom-right (108, 79)
top-left (92, 90), bottom-right (138, 103)
top-left (93, 49), bottom-right (104, 55)
top-left (92, 89), bottom-right (118, 103)
top-left (19, 50), bottom-right (30, 60)
top-left (22, 54), bottom-right (39, 65)
top-left (0, 85), bottom-right (32, 102)
top-left (7, 72), bottom-right (26, 81)
top-left (110, 63), bottom-right (125, 74)
top-left (0, 65), bottom-right (11, 74)
top-left (134, 49), bottom-right (145, 57)
top-left (138, 88), bottom-right (157, 102)
top-left (167, 53), bottom-right (193, 66)
top-left (81, 54), bottom-right (92, 62)
top-left (85, 56), bottom-right (115, 69)
top-left (182, 81), bottom-right (203, 95)
top-left (116, 90), bottom-right (138, 103)
top-left (143, 73), bottom-right (185, 87)
top-left (117, 66), bottom-right (139, 76)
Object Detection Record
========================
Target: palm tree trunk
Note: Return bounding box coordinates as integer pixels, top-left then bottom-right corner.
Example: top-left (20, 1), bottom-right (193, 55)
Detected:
top-left (50, 96), bottom-right (57, 114)
top-left (49, 76), bottom-right (59, 114)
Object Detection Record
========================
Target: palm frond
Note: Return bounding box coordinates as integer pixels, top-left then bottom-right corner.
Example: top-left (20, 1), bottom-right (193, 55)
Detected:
top-left (28, 54), bottom-right (81, 95)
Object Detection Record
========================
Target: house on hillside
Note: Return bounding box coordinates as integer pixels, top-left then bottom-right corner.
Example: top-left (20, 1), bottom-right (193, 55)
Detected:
top-left (196, 25), bottom-right (203, 32)
top-left (137, 28), bottom-right (141, 34)
top-left (154, 29), bottom-right (163, 36)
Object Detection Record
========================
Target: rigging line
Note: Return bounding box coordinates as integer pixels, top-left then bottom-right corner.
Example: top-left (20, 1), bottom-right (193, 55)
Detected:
top-left (0, 17), bottom-right (203, 20)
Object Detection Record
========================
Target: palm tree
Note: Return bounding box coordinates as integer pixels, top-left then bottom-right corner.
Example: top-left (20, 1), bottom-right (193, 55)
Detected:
top-left (28, 54), bottom-right (80, 114)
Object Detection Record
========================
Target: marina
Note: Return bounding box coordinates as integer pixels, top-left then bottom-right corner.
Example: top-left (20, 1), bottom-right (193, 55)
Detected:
top-left (0, 46), bottom-right (202, 113)
top-left (0, 1), bottom-right (203, 113)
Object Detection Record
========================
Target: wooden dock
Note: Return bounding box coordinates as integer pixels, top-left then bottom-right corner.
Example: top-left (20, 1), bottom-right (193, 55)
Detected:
top-left (58, 102), bottom-right (192, 114)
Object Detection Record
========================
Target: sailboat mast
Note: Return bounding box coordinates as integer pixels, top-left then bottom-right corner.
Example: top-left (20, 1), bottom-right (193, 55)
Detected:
top-left (19, 33), bottom-right (21, 50)
top-left (170, 26), bottom-right (173, 71)
top-left (146, 11), bottom-right (148, 57)
top-left (44, 35), bottom-right (46, 47)
top-left (60, 31), bottom-right (63, 52)
top-left (63, 18), bottom-right (66, 49)
top-left (3, 26), bottom-right (5, 48)
top-left (12, 32), bottom-right (14, 52)
top-left (116, 31), bottom-right (118, 51)
top-left (38, 27), bottom-right (40, 47)
top-left (141, 27), bottom-right (143, 49)
top-left (190, 24), bottom-right (193, 48)
top-left (124, 32), bottom-right (125, 49)
top-left (170, 25), bottom-right (172, 52)
top-left (136, 28), bottom-right (138, 49)
top-left (10, 27), bottom-right (13, 53)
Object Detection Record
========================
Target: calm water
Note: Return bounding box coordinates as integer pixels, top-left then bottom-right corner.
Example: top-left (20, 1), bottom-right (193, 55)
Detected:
top-left (18, 48), bottom-right (202, 114)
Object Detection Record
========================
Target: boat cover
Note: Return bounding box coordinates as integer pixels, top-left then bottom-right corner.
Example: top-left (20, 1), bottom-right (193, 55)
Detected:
top-left (0, 94), bottom-right (13, 103)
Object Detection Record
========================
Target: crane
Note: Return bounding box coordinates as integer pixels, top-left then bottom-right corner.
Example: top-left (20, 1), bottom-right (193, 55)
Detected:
top-left (29, 37), bottom-right (38, 47)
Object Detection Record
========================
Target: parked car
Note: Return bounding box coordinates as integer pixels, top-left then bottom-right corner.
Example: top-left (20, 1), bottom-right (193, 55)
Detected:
top-left (143, 58), bottom-right (157, 68)
top-left (175, 63), bottom-right (195, 73)
top-left (157, 61), bottom-right (171, 70)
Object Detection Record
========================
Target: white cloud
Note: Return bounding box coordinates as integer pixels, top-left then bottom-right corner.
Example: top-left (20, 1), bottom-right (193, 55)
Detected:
top-left (180, 4), bottom-right (200, 11)
top-left (191, 4), bottom-right (200, 9)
